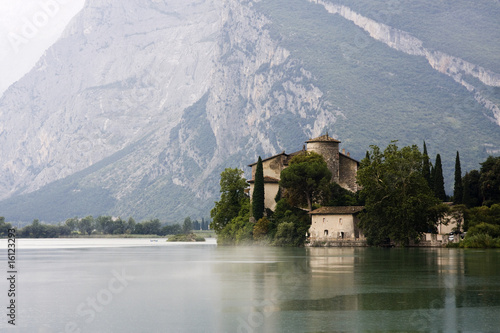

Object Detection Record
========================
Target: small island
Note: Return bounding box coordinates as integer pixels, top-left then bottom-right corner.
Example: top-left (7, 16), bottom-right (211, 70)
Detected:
top-left (167, 233), bottom-right (206, 242)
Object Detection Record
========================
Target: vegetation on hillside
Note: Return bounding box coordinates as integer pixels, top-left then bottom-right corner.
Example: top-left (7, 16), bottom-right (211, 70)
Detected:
top-left (254, 0), bottom-right (500, 196)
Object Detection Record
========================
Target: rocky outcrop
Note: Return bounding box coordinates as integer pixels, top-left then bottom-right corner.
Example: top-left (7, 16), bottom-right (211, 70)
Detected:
top-left (311, 0), bottom-right (500, 125)
top-left (0, 0), bottom-right (336, 220)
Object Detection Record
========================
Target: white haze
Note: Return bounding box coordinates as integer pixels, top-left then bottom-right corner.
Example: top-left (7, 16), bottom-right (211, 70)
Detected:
top-left (0, 0), bottom-right (85, 96)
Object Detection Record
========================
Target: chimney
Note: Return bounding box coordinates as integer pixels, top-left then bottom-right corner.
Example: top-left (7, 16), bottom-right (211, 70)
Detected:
top-left (347, 152), bottom-right (350, 157)
top-left (342, 148), bottom-right (346, 154)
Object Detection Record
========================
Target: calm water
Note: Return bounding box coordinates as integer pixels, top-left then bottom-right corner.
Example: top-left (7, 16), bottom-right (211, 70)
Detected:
top-left (1, 238), bottom-right (499, 332)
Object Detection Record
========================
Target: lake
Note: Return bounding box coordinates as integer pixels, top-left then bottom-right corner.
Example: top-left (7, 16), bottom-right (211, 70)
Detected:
top-left (1, 238), bottom-right (499, 332)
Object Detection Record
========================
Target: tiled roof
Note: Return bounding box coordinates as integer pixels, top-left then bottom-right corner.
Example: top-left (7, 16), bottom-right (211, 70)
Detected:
top-left (309, 206), bottom-right (365, 215)
top-left (339, 152), bottom-right (360, 164)
top-left (248, 176), bottom-right (280, 183)
top-left (248, 152), bottom-right (288, 167)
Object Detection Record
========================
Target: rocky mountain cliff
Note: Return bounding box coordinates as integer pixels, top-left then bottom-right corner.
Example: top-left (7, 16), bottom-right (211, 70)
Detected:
top-left (1, 0), bottom-right (499, 223)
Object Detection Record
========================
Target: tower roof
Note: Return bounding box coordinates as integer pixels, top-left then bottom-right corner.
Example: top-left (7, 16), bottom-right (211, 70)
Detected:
top-left (306, 133), bottom-right (341, 143)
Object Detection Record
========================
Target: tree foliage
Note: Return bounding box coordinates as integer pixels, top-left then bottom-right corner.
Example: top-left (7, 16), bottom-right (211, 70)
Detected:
top-left (279, 151), bottom-right (331, 211)
top-left (252, 156), bottom-right (265, 221)
top-left (454, 151), bottom-right (463, 204)
top-left (433, 154), bottom-right (446, 201)
top-left (480, 156), bottom-right (500, 205)
top-left (216, 198), bottom-right (253, 245)
top-left (253, 217), bottom-right (270, 241)
top-left (210, 168), bottom-right (248, 233)
top-left (182, 217), bottom-right (193, 234)
top-left (322, 182), bottom-right (361, 207)
top-left (0, 217), bottom-right (13, 237)
top-left (462, 170), bottom-right (482, 208)
top-left (422, 141), bottom-right (431, 187)
top-left (357, 143), bottom-right (444, 246)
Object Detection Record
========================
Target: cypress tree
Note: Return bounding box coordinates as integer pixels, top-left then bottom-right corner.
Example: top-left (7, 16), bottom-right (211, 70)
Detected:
top-left (453, 151), bottom-right (463, 204)
top-left (252, 156), bottom-right (265, 221)
top-left (433, 154), bottom-right (446, 201)
top-left (422, 141), bottom-right (431, 187)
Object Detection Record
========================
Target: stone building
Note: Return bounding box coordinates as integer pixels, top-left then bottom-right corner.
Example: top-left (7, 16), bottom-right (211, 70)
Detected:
top-left (308, 206), bottom-right (365, 243)
top-left (248, 134), bottom-right (359, 211)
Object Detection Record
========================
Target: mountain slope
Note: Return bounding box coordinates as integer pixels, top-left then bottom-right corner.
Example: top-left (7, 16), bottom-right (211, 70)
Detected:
top-left (0, 0), bottom-right (499, 223)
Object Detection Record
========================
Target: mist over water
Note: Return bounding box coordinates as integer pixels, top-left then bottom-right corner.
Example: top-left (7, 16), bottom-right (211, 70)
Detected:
top-left (1, 239), bottom-right (499, 332)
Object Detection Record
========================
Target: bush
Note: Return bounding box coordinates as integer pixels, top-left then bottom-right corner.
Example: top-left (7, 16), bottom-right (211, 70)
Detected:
top-left (459, 233), bottom-right (500, 248)
top-left (273, 222), bottom-right (296, 247)
top-left (467, 223), bottom-right (500, 238)
top-left (167, 233), bottom-right (205, 242)
top-left (253, 217), bottom-right (270, 241)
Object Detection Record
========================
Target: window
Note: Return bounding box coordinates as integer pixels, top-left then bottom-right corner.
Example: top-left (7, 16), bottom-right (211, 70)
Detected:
top-left (339, 218), bottom-right (343, 225)
top-left (324, 230), bottom-right (328, 236)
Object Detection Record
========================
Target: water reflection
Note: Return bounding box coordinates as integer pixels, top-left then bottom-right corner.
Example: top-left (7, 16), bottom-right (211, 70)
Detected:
top-left (0, 240), bottom-right (498, 332)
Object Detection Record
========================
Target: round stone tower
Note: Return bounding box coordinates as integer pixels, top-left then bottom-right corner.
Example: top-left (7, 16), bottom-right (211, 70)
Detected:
top-left (305, 134), bottom-right (340, 183)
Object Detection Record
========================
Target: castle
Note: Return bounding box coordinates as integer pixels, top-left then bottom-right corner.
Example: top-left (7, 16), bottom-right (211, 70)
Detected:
top-left (248, 134), bottom-right (359, 211)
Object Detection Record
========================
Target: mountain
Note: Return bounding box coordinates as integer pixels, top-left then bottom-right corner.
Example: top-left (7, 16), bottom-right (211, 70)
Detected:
top-left (0, 0), bottom-right (499, 223)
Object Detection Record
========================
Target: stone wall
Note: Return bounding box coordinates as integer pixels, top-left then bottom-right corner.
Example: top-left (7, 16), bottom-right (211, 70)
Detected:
top-left (306, 141), bottom-right (340, 183)
top-left (339, 154), bottom-right (358, 192)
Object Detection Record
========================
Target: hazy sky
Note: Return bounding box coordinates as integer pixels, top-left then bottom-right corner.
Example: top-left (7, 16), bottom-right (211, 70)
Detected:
top-left (0, 0), bottom-right (85, 96)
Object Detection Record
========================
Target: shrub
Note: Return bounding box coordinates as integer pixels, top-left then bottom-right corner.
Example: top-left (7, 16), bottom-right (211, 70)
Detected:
top-left (467, 223), bottom-right (500, 238)
top-left (273, 222), bottom-right (296, 246)
top-left (253, 217), bottom-right (270, 241)
top-left (459, 233), bottom-right (500, 248)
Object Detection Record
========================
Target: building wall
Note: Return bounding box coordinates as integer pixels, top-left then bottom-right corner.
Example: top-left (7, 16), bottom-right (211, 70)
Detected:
top-left (306, 141), bottom-right (340, 183)
top-left (339, 154), bottom-right (358, 192)
top-left (263, 183), bottom-right (280, 211)
top-left (437, 215), bottom-right (458, 235)
top-left (309, 214), bottom-right (363, 240)
top-left (251, 155), bottom-right (287, 180)
top-left (249, 182), bottom-right (280, 211)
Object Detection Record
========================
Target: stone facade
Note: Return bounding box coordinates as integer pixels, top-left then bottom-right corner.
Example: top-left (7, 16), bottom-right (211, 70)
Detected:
top-left (248, 134), bottom-right (359, 211)
top-left (308, 206), bottom-right (365, 243)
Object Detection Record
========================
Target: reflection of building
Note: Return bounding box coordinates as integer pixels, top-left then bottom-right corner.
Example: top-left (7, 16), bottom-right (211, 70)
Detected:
top-left (248, 134), bottom-right (359, 211)
top-left (308, 206), bottom-right (366, 245)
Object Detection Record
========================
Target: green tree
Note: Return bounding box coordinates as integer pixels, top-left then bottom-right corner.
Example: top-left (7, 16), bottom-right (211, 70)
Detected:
top-left (96, 216), bottom-right (113, 234)
top-left (322, 182), bottom-right (360, 207)
top-left (279, 151), bottom-right (331, 211)
top-left (142, 219), bottom-right (161, 235)
top-left (210, 168), bottom-right (248, 233)
top-left (252, 156), bottom-right (265, 221)
top-left (270, 198), bottom-right (310, 246)
top-left (433, 154), bottom-right (446, 201)
top-left (0, 217), bottom-right (13, 237)
top-left (480, 156), bottom-right (500, 205)
top-left (183, 217), bottom-right (193, 234)
top-left (273, 222), bottom-right (296, 247)
top-left (217, 198), bottom-right (253, 245)
top-left (64, 217), bottom-right (79, 233)
top-left (422, 141), bottom-right (431, 186)
top-left (454, 151), bottom-right (463, 204)
top-left (126, 217), bottom-right (136, 234)
top-left (463, 170), bottom-right (482, 208)
top-left (79, 216), bottom-right (94, 235)
top-left (160, 223), bottom-right (182, 236)
top-left (357, 143), bottom-right (444, 246)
